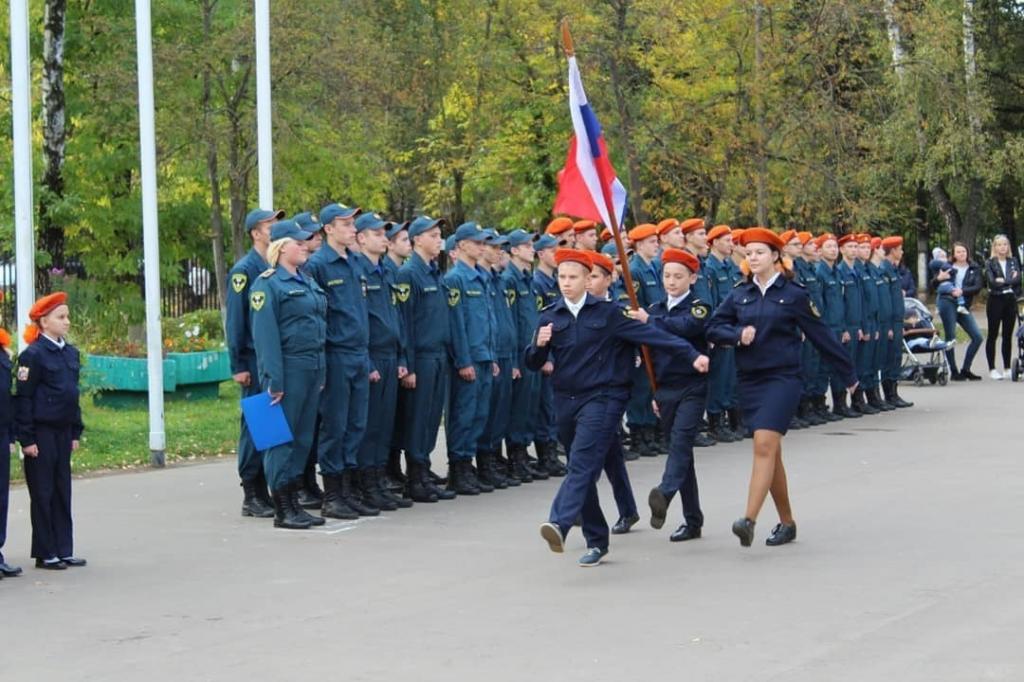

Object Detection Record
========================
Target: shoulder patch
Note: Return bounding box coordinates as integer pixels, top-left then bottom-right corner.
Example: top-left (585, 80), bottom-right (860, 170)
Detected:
top-left (17, 365), bottom-right (29, 381)
top-left (394, 283), bottom-right (411, 303)
top-left (535, 294), bottom-right (544, 311)
top-left (622, 306), bottom-right (632, 318)
top-left (259, 268), bottom-right (276, 279)
top-left (250, 290), bottom-right (267, 311)
top-left (448, 288), bottom-right (461, 307)
top-left (691, 304), bottom-right (710, 319)
top-left (505, 289), bottom-right (517, 307)
top-left (809, 300), bottom-right (822, 318)
top-left (231, 273), bottom-right (248, 293)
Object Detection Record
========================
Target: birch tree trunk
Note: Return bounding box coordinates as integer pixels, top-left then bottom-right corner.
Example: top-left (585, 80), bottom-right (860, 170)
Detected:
top-left (39, 0), bottom-right (68, 286)
top-left (959, 0), bottom-right (983, 250)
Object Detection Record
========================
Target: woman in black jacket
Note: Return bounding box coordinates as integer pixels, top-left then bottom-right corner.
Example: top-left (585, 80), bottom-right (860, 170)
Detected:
top-left (983, 235), bottom-right (1021, 380)
top-left (931, 242), bottom-right (984, 380)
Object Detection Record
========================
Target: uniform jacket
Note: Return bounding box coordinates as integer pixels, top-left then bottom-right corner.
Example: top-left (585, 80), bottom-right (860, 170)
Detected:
top-left (445, 260), bottom-right (496, 369)
top-left (502, 264), bottom-right (537, 356)
top-left (360, 254), bottom-right (407, 368)
top-left (816, 260), bottom-right (845, 331)
top-left (305, 243), bottom-right (369, 353)
top-left (856, 260), bottom-right (879, 331)
top-left (704, 253), bottom-right (739, 309)
top-left (226, 248), bottom-right (268, 374)
top-left (837, 260), bottom-right (864, 336)
top-left (868, 261), bottom-right (891, 330)
top-left (533, 268), bottom-right (560, 310)
top-left (646, 293), bottom-right (710, 388)
top-left (629, 254), bottom-right (666, 308)
top-left (488, 267), bottom-right (519, 362)
top-left (395, 252), bottom-right (452, 374)
top-left (14, 337), bottom-right (84, 446)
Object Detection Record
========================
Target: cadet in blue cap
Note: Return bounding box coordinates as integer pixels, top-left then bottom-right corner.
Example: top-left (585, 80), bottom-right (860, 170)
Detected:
top-left (305, 203), bottom-right (378, 518)
top-left (383, 219), bottom-right (414, 491)
top-left (293, 211), bottom-right (324, 250)
top-left (227, 207), bottom-right (283, 519)
top-left (530, 234), bottom-right (565, 473)
top-left (503, 230), bottom-right (551, 482)
top-left (396, 216), bottom-right (457, 502)
top-left (249, 221), bottom-right (327, 529)
top-left (531, 250), bottom-right (705, 567)
top-left (815, 234), bottom-right (859, 418)
top-left (444, 222), bottom-right (499, 495)
top-left (353, 213), bottom-right (413, 511)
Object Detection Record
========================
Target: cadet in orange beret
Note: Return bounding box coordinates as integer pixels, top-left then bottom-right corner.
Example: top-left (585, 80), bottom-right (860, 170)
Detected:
top-left (657, 219), bottom-right (685, 250)
top-left (625, 224), bottom-right (666, 457)
top-left (573, 220), bottom-right (599, 252)
top-left (546, 217), bottom-right (576, 247)
top-left (15, 293), bottom-right (87, 570)
top-left (879, 237), bottom-right (913, 407)
top-left (703, 225), bottom-right (744, 442)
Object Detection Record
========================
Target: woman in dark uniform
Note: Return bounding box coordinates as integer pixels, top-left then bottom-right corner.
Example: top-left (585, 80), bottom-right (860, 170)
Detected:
top-left (707, 229), bottom-right (857, 548)
top-left (250, 220), bottom-right (328, 530)
top-left (14, 292), bottom-right (87, 569)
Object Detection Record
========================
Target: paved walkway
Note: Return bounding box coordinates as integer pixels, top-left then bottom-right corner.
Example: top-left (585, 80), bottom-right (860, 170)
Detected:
top-left (2, 377), bottom-right (1022, 681)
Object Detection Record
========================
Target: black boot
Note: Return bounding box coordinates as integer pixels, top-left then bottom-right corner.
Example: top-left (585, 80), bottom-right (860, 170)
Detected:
top-left (405, 461), bottom-right (438, 503)
top-left (534, 441), bottom-right (562, 477)
top-left (628, 426), bottom-right (653, 457)
top-left (424, 463), bottom-right (457, 500)
top-left (727, 408), bottom-right (751, 439)
top-left (385, 448), bottom-right (407, 491)
top-left (492, 448), bottom-right (519, 487)
top-left (360, 467), bottom-right (397, 511)
top-left (816, 395), bottom-right (842, 421)
top-left (640, 426), bottom-right (661, 456)
top-left (342, 470), bottom-right (380, 516)
top-left (467, 459), bottom-right (494, 493)
top-left (271, 487), bottom-right (312, 529)
top-left (868, 386), bottom-right (894, 411)
top-left (476, 452), bottom-right (507, 490)
top-left (620, 428), bottom-right (640, 461)
top-left (447, 460), bottom-right (481, 496)
top-left (884, 379), bottom-right (913, 408)
top-left (297, 459), bottom-right (323, 509)
top-left (832, 388), bottom-right (861, 418)
top-left (321, 474), bottom-right (359, 519)
top-left (241, 478), bottom-right (275, 518)
top-left (694, 431), bottom-right (717, 447)
top-left (853, 388), bottom-right (879, 415)
top-left (506, 443), bottom-right (532, 483)
top-left (287, 480), bottom-right (325, 526)
top-left (708, 413), bottom-right (738, 443)
top-left (800, 398), bottom-right (826, 426)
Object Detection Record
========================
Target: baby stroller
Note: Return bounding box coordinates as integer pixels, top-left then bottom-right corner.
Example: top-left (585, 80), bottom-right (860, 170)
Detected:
top-left (1011, 297), bottom-right (1024, 382)
top-left (901, 297), bottom-right (953, 386)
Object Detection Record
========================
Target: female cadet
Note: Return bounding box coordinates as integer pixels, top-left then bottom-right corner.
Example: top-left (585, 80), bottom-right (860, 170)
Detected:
top-left (707, 229), bottom-right (857, 548)
top-left (250, 220), bottom-right (328, 530)
top-left (15, 292), bottom-right (87, 569)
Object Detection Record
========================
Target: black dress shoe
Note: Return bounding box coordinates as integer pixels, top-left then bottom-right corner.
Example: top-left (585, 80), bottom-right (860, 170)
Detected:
top-left (962, 370), bottom-right (982, 381)
top-left (669, 524), bottom-right (702, 542)
top-left (732, 517), bottom-right (755, 547)
top-left (0, 562), bottom-right (23, 577)
top-left (611, 514), bottom-right (640, 535)
top-left (765, 523), bottom-right (797, 546)
top-left (60, 557), bottom-right (88, 567)
top-left (35, 559), bottom-right (67, 570)
top-left (950, 371), bottom-right (966, 381)
top-left (648, 488), bottom-right (669, 530)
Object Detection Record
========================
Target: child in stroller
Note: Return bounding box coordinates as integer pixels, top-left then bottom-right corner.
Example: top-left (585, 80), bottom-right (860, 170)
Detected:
top-left (902, 297), bottom-right (954, 385)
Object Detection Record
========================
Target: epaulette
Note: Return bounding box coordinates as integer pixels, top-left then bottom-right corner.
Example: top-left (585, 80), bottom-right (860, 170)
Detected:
top-left (260, 268), bottom-right (276, 278)
top-left (733, 279), bottom-right (746, 288)
top-left (541, 302), bottom-right (558, 312)
top-left (791, 279), bottom-right (806, 288)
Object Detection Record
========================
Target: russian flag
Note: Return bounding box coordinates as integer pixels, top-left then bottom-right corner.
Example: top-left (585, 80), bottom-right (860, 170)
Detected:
top-left (553, 55), bottom-right (628, 229)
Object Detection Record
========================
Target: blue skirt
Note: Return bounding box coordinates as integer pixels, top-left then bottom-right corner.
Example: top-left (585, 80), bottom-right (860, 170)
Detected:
top-left (737, 370), bottom-right (803, 434)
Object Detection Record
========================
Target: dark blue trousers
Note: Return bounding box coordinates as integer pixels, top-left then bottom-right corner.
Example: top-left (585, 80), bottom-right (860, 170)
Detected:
top-left (626, 364), bottom-right (657, 428)
top-left (446, 360), bottom-right (492, 462)
top-left (707, 346), bottom-right (736, 414)
top-left (236, 353), bottom-right (265, 482)
top-left (0, 426), bottom-right (11, 563)
top-left (507, 367), bottom-right (538, 447)
top-left (482, 355), bottom-right (514, 452)
top-left (884, 323), bottom-right (904, 381)
top-left (359, 355), bottom-right (398, 468)
top-left (404, 354), bottom-right (449, 466)
top-left (265, 358), bottom-right (325, 491)
top-left (602, 436), bottom-right (638, 519)
top-left (22, 424), bottom-right (74, 560)
top-left (800, 341), bottom-right (820, 399)
top-left (318, 350), bottom-right (370, 475)
top-left (654, 382), bottom-right (705, 529)
top-left (550, 389), bottom-right (630, 550)
top-left (534, 374), bottom-right (558, 444)
top-left (857, 327), bottom-right (877, 388)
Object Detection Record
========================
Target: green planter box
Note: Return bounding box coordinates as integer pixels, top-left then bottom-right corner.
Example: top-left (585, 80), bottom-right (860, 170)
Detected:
top-left (83, 350), bottom-right (231, 408)
top-left (166, 350), bottom-right (232, 401)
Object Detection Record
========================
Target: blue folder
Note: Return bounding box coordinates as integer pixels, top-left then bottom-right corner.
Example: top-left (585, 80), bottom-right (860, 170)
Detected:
top-left (240, 392), bottom-right (294, 451)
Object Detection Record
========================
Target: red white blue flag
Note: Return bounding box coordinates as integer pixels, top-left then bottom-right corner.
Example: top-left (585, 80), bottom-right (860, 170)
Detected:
top-left (553, 55), bottom-right (628, 229)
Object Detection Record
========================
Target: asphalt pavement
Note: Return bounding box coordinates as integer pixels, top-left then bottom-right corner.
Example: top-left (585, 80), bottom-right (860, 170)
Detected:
top-left (2, 375), bottom-right (1022, 681)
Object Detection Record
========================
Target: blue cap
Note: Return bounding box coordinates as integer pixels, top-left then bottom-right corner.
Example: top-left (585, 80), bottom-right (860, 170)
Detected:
top-left (534, 234), bottom-right (558, 251)
top-left (454, 222), bottom-right (492, 243)
top-left (245, 208), bottom-right (285, 231)
top-left (444, 235), bottom-right (457, 253)
top-left (386, 220), bottom-right (410, 240)
top-left (319, 203), bottom-right (361, 225)
top-left (483, 229), bottom-right (508, 246)
top-left (506, 229), bottom-right (533, 247)
top-left (601, 243), bottom-right (620, 258)
top-left (292, 211), bottom-right (322, 234)
top-left (270, 220), bottom-right (314, 242)
top-left (355, 212), bottom-right (389, 232)
top-left (408, 215), bottom-right (446, 238)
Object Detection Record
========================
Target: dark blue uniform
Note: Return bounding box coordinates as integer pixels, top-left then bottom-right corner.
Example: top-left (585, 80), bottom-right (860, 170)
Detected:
top-left (626, 254), bottom-right (664, 434)
top-left (396, 252), bottom-right (452, 467)
top-left (880, 260), bottom-right (905, 382)
top-left (250, 267), bottom-right (327, 491)
top-left (531, 268), bottom-right (560, 447)
top-left (445, 260), bottom-right (496, 464)
top-left (870, 260), bottom-right (892, 391)
top-left (505, 263), bottom-right (541, 449)
top-left (305, 243), bottom-right (370, 477)
top-left (15, 336), bottom-right (84, 562)
top-left (226, 248), bottom-right (270, 485)
top-left (481, 266), bottom-right (517, 455)
top-left (525, 295), bottom-right (699, 550)
top-left (707, 275), bottom-right (857, 433)
top-left (704, 253), bottom-right (739, 417)
top-left (815, 259), bottom-right (847, 396)
top-left (837, 260), bottom-right (864, 372)
top-left (856, 260), bottom-right (880, 388)
top-left (648, 293), bottom-right (710, 530)
top-left (0, 347), bottom-right (11, 567)
top-left (795, 257), bottom-right (823, 400)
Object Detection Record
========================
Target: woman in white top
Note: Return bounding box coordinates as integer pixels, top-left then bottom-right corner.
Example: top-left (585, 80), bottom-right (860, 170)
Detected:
top-left (984, 235), bottom-right (1022, 379)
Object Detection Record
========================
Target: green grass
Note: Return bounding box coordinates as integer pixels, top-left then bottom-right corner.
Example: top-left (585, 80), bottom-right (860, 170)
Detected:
top-left (9, 381), bottom-right (241, 482)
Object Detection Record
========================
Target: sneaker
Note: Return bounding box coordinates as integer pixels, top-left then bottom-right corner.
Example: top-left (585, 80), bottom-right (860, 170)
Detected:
top-left (539, 522), bottom-right (565, 554)
top-left (1003, 369), bottom-right (1013, 380)
top-left (990, 369), bottom-right (1004, 381)
top-left (577, 547), bottom-right (608, 567)
top-left (956, 305), bottom-right (970, 315)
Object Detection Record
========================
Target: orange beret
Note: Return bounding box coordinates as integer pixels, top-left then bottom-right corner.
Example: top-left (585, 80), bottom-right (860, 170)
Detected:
top-left (588, 251), bottom-right (615, 274)
top-left (600, 227), bottom-right (613, 241)
top-left (737, 227), bottom-right (785, 250)
top-left (661, 248), bottom-right (700, 273)
top-left (0, 328), bottom-right (10, 350)
top-left (545, 217), bottom-right (574, 235)
top-left (870, 237), bottom-right (882, 250)
top-left (855, 233), bottom-right (872, 244)
top-left (815, 233), bottom-right (836, 248)
top-left (572, 219), bottom-right (598, 233)
top-left (29, 292), bottom-right (69, 321)
top-left (656, 218), bottom-right (680, 235)
top-left (680, 218), bottom-right (705, 234)
top-left (555, 248), bottom-right (592, 270)
top-left (797, 231), bottom-right (813, 245)
top-left (881, 236), bottom-right (903, 249)
top-left (628, 224), bottom-right (659, 242)
top-left (837, 235), bottom-right (856, 246)
top-left (779, 229), bottom-right (798, 244)
top-left (707, 225), bottom-right (732, 243)
top-left (730, 228), bottom-right (745, 242)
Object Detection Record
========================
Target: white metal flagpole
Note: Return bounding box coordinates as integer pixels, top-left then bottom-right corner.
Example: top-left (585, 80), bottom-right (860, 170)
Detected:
top-left (10, 0), bottom-right (36, 351)
top-left (134, 0), bottom-right (167, 465)
top-left (254, 0), bottom-right (273, 208)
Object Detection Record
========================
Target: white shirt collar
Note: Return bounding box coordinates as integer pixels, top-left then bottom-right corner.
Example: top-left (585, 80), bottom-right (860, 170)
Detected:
top-left (42, 332), bottom-right (66, 349)
top-left (565, 294), bottom-right (587, 319)
top-left (666, 290), bottom-right (691, 311)
top-left (754, 272), bottom-right (781, 295)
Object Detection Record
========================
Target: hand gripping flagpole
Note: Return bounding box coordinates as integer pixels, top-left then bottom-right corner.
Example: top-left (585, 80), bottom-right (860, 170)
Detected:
top-left (560, 19), bottom-right (658, 393)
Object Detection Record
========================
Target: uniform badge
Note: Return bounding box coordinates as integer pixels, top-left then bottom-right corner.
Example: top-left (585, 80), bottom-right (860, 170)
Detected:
top-left (809, 300), bottom-right (822, 318)
top-left (691, 304), bottom-right (709, 319)
top-left (17, 365), bottom-right (29, 381)
top-left (632, 279), bottom-right (640, 292)
top-left (395, 283), bottom-right (411, 303)
top-left (250, 291), bottom-right (266, 311)
top-left (535, 295), bottom-right (544, 311)
top-left (505, 289), bottom-right (517, 307)
top-left (361, 280), bottom-right (368, 297)
top-left (231, 273), bottom-right (247, 293)
top-left (622, 307), bottom-right (632, 319)
top-left (448, 289), bottom-right (461, 307)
